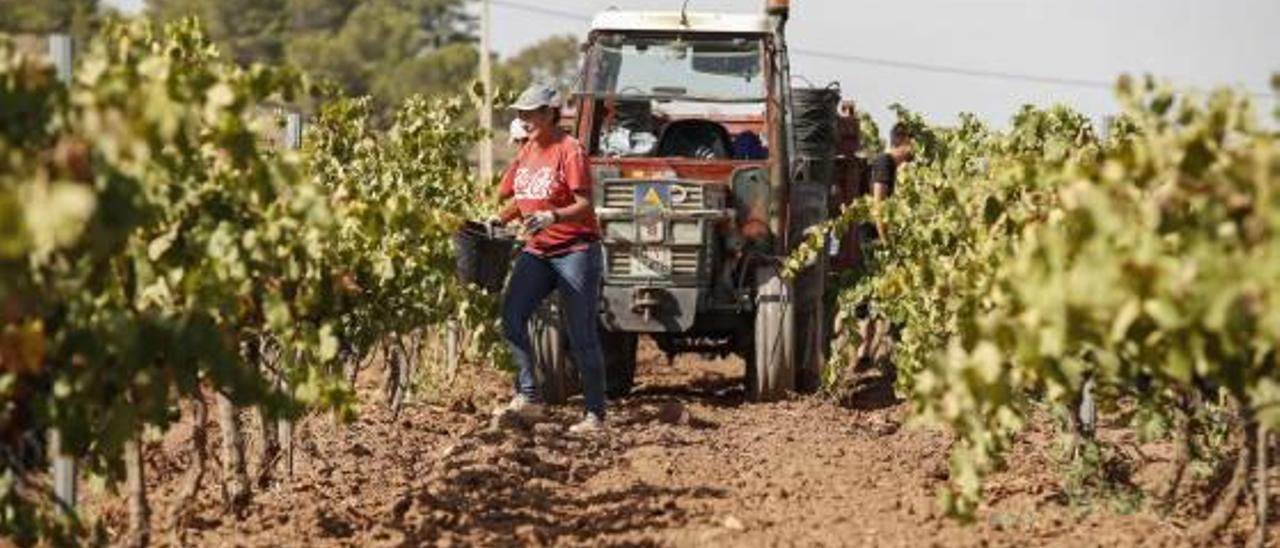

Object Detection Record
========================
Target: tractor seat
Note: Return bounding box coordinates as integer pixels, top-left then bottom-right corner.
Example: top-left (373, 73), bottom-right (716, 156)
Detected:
top-left (656, 119), bottom-right (733, 160)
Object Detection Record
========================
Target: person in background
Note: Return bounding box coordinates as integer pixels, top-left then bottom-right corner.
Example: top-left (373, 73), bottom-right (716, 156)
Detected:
top-left (868, 122), bottom-right (913, 241)
top-left (491, 84), bottom-right (607, 434)
top-left (855, 122), bottom-right (915, 369)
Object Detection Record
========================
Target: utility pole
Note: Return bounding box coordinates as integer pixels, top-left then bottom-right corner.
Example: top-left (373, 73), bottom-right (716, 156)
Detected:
top-left (48, 32), bottom-right (77, 517)
top-left (49, 34), bottom-right (73, 83)
top-left (284, 111), bottom-right (303, 151)
top-left (478, 0), bottom-right (494, 185)
top-left (281, 111), bottom-right (302, 477)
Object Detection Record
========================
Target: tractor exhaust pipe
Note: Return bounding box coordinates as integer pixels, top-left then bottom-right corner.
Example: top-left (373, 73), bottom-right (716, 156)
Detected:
top-left (766, 0), bottom-right (790, 18)
top-left (766, 0), bottom-right (795, 251)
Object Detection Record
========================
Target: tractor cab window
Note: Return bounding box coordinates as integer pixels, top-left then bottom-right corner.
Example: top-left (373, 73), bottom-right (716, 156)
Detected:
top-left (581, 33), bottom-right (768, 160)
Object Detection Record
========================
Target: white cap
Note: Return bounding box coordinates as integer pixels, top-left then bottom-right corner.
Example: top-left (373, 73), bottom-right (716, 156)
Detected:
top-left (509, 118), bottom-right (529, 143)
top-left (510, 83), bottom-right (560, 111)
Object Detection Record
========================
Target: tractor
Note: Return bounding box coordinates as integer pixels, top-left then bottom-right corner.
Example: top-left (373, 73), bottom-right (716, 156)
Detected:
top-left (530, 0), bottom-right (866, 403)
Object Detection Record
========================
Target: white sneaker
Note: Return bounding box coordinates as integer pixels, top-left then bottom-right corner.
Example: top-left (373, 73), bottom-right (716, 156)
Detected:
top-left (493, 394), bottom-right (546, 422)
top-left (568, 413), bottom-right (606, 435)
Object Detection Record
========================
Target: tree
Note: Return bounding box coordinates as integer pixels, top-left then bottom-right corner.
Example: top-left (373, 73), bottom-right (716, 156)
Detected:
top-left (148, 0), bottom-right (288, 64)
top-left (499, 34), bottom-right (579, 91)
top-left (285, 0), bottom-right (356, 34)
top-left (487, 35), bottom-right (580, 135)
top-left (373, 42), bottom-right (479, 106)
top-left (402, 0), bottom-right (476, 49)
top-left (141, 0), bottom-right (582, 118)
top-left (0, 0), bottom-right (100, 46)
top-left (144, 0), bottom-right (477, 109)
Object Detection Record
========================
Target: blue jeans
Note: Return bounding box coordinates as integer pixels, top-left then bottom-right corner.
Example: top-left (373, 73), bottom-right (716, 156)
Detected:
top-left (501, 243), bottom-right (606, 418)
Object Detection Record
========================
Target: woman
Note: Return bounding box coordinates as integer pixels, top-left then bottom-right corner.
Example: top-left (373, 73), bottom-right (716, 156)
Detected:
top-left (492, 84), bottom-right (606, 434)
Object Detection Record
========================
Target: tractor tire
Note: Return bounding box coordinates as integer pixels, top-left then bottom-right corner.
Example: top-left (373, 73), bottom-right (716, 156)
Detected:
top-left (748, 264), bottom-right (795, 401)
top-left (530, 299), bottom-right (577, 405)
top-left (602, 330), bottom-right (639, 399)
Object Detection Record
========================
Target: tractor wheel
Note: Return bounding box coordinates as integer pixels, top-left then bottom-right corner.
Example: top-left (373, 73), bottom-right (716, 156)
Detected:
top-left (602, 330), bottom-right (639, 399)
top-left (530, 299), bottom-right (576, 405)
top-left (748, 264), bottom-right (795, 401)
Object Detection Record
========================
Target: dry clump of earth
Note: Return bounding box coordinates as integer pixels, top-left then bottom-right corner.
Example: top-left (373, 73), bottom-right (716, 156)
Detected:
top-left (79, 340), bottom-right (1277, 547)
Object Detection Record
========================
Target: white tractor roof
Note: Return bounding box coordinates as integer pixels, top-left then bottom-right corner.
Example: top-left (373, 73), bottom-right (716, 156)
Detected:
top-left (589, 11), bottom-right (771, 34)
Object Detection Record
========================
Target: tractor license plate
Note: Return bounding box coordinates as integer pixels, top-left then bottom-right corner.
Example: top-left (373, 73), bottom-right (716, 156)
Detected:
top-left (631, 247), bottom-right (672, 277)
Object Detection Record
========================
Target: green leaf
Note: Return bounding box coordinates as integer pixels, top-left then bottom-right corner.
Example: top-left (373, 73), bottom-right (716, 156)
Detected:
top-left (1109, 299), bottom-right (1142, 343)
top-left (22, 181), bottom-right (97, 255)
top-left (1252, 379), bottom-right (1280, 429)
top-left (318, 324), bottom-right (339, 362)
top-left (1142, 299), bottom-right (1184, 330)
top-left (147, 226), bottom-right (179, 261)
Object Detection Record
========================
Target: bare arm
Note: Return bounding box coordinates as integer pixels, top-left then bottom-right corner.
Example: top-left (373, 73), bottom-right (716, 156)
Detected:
top-left (551, 192), bottom-right (593, 223)
top-left (497, 191), bottom-right (592, 228)
top-left (495, 155), bottom-right (521, 224)
top-left (871, 182), bottom-right (890, 242)
top-left (496, 199), bottom-right (521, 224)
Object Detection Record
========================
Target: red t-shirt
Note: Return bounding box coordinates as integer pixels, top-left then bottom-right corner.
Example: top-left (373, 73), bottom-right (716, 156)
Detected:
top-left (499, 134), bottom-right (601, 256)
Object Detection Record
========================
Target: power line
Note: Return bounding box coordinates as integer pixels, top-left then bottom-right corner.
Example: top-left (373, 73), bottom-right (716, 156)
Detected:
top-left (490, 0), bottom-right (589, 22)
top-left (790, 47), bottom-right (1114, 91)
top-left (489, 0), bottom-right (1276, 99)
top-left (793, 47), bottom-right (1273, 100)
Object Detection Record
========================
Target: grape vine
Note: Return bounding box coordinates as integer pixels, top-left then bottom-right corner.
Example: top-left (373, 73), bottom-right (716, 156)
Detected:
top-left (811, 75), bottom-right (1279, 538)
top-left (0, 18), bottom-right (495, 543)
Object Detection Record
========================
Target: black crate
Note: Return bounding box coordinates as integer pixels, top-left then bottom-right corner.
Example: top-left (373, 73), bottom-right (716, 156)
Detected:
top-left (453, 221), bottom-right (519, 293)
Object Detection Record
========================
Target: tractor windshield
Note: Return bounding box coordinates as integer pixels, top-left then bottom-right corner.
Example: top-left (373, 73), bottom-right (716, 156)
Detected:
top-left (583, 33), bottom-right (766, 103)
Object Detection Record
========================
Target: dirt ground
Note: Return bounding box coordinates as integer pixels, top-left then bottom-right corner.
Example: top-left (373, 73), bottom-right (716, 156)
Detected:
top-left (80, 340), bottom-right (1275, 547)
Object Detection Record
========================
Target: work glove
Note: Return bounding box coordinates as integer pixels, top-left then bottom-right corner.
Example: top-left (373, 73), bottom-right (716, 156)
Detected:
top-left (523, 210), bottom-right (557, 234)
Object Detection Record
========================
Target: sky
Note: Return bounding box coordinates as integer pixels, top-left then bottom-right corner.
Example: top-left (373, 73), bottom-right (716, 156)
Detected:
top-left (103, 0), bottom-right (1279, 129)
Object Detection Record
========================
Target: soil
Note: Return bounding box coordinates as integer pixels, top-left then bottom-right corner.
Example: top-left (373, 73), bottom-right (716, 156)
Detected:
top-left (79, 340), bottom-right (1276, 547)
